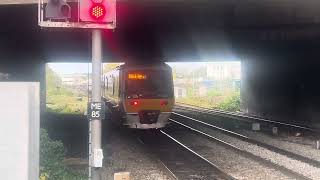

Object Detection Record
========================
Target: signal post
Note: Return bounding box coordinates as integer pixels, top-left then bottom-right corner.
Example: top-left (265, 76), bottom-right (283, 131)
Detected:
top-left (38, 0), bottom-right (116, 179)
top-left (90, 29), bottom-right (103, 180)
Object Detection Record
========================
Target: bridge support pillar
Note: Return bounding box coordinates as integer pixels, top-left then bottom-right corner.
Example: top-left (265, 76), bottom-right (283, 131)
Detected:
top-left (241, 55), bottom-right (320, 128)
top-left (0, 59), bottom-right (46, 115)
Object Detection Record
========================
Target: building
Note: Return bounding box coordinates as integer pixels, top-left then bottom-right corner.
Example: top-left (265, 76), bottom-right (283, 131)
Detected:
top-left (206, 62), bottom-right (241, 81)
top-left (174, 87), bottom-right (187, 98)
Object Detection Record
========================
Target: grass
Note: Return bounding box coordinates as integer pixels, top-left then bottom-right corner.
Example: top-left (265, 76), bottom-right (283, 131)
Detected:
top-left (46, 93), bottom-right (87, 114)
top-left (177, 97), bottom-right (216, 108)
top-left (176, 90), bottom-right (240, 112)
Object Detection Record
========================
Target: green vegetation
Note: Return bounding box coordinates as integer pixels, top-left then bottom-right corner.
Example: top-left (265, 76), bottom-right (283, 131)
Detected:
top-left (217, 92), bottom-right (241, 111)
top-left (40, 129), bottom-right (87, 180)
top-left (46, 65), bottom-right (87, 114)
top-left (171, 62), bottom-right (241, 112)
top-left (176, 85), bottom-right (241, 112)
top-left (178, 97), bottom-right (215, 108)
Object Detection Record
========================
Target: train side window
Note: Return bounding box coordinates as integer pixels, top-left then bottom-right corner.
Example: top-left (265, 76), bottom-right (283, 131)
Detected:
top-left (112, 76), bottom-right (115, 95)
top-left (104, 76), bottom-right (108, 90)
top-left (115, 76), bottom-right (119, 97)
top-left (108, 75), bottom-right (113, 95)
top-left (102, 76), bottom-right (105, 96)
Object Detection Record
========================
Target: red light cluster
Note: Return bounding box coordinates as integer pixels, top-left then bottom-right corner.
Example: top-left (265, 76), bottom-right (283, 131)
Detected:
top-left (80, 0), bottom-right (115, 23)
top-left (91, 5), bottom-right (105, 19)
top-left (90, 0), bottom-right (106, 20)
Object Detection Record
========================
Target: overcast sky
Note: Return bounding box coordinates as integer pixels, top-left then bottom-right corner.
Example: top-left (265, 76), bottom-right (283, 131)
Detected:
top-left (48, 63), bottom-right (92, 75)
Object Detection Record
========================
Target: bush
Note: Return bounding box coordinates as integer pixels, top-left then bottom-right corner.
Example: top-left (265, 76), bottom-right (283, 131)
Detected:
top-left (40, 129), bottom-right (87, 180)
top-left (207, 89), bottom-right (222, 98)
top-left (46, 65), bottom-right (87, 114)
top-left (217, 92), bottom-right (240, 112)
top-left (40, 129), bottom-right (65, 179)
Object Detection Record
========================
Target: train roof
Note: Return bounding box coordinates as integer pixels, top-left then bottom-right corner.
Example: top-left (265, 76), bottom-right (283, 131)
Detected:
top-left (115, 62), bottom-right (171, 70)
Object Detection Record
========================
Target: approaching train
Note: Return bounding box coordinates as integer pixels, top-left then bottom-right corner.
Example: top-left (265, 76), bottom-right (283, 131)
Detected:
top-left (102, 63), bottom-right (175, 129)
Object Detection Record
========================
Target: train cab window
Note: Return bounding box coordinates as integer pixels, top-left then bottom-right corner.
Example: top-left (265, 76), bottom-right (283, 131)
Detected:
top-left (126, 70), bottom-right (173, 99)
top-left (108, 75), bottom-right (113, 95)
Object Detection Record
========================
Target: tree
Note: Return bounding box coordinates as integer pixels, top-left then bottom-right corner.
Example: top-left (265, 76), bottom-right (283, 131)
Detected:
top-left (46, 65), bottom-right (62, 90)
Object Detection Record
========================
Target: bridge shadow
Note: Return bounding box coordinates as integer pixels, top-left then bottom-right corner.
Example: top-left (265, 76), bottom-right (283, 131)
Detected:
top-left (42, 112), bottom-right (89, 158)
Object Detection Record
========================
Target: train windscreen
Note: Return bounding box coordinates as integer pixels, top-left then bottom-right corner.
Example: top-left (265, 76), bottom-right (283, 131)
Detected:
top-left (126, 70), bottom-right (173, 99)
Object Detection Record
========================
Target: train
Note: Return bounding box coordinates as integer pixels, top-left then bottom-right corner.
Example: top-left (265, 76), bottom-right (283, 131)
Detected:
top-left (102, 63), bottom-right (175, 129)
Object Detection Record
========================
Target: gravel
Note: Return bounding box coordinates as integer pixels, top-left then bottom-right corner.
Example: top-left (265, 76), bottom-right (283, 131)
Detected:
top-left (101, 127), bottom-right (174, 180)
top-left (278, 135), bottom-right (317, 146)
top-left (181, 121), bottom-right (320, 179)
top-left (167, 130), bottom-right (293, 180)
top-left (239, 130), bottom-right (320, 163)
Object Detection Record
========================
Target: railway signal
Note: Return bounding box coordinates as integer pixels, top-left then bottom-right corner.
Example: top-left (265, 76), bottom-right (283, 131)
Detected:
top-left (80, 0), bottom-right (116, 23)
top-left (45, 0), bottom-right (71, 19)
top-left (39, 1), bottom-right (117, 179)
top-left (39, 0), bottom-right (116, 29)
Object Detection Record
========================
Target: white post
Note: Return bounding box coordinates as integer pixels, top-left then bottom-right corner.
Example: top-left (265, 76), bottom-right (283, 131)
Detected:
top-left (90, 29), bottom-right (103, 180)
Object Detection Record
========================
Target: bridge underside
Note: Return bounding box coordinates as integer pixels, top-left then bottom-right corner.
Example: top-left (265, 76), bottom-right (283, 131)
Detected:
top-left (1, 2), bottom-right (320, 62)
top-left (1, 3), bottom-right (320, 126)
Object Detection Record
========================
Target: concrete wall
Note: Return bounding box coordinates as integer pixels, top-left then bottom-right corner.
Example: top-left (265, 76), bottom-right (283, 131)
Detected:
top-left (0, 59), bottom-right (46, 114)
top-left (0, 82), bottom-right (40, 180)
top-left (241, 52), bottom-right (320, 127)
top-left (2, 4), bottom-right (320, 128)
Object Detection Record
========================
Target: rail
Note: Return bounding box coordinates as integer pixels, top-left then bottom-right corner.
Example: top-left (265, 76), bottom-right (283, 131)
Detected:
top-left (169, 116), bottom-right (313, 180)
top-left (174, 102), bottom-right (318, 133)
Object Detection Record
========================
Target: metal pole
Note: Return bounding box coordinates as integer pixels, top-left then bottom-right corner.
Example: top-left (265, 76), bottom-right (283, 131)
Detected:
top-left (90, 29), bottom-right (103, 180)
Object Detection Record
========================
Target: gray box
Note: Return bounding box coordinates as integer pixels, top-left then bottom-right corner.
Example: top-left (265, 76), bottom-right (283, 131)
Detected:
top-left (0, 82), bottom-right (40, 180)
top-left (252, 122), bottom-right (260, 131)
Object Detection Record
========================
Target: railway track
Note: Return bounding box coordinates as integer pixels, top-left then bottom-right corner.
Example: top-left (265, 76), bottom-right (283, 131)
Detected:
top-left (174, 103), bottom-right (318, 133)
top-left (168, 111), bottom-right (320, 180)
top-left (171, 112), bottom-right (320, 169)
top-left (136, 129), bottom-right (235, 180)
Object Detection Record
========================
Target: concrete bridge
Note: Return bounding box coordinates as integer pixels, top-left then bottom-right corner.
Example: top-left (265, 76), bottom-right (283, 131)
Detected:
top-left (1, 1), bottom-right (320, 126)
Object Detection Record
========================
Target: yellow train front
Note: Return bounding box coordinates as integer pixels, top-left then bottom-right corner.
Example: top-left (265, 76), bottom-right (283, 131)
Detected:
top-left (103, 63), bottom-right (174, 129)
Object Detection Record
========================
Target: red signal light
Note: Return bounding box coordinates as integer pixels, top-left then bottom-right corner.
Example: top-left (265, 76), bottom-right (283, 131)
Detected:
top-left (80, 0), bottom-right (116, 23)
top-left (90, 4), bottom-right (106, 20)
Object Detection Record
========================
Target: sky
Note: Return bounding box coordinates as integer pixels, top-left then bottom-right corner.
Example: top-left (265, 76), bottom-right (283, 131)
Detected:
top-left (48, 63), bottom-right (92, 75)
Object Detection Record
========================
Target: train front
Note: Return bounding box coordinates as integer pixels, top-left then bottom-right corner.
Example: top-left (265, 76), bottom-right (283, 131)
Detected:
top-left (123, 64), bottom-right (174, 129)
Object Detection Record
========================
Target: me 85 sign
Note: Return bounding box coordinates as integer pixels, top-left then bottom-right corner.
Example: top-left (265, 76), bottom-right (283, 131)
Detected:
top-left (88, 102), bottom-right (105, 120)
